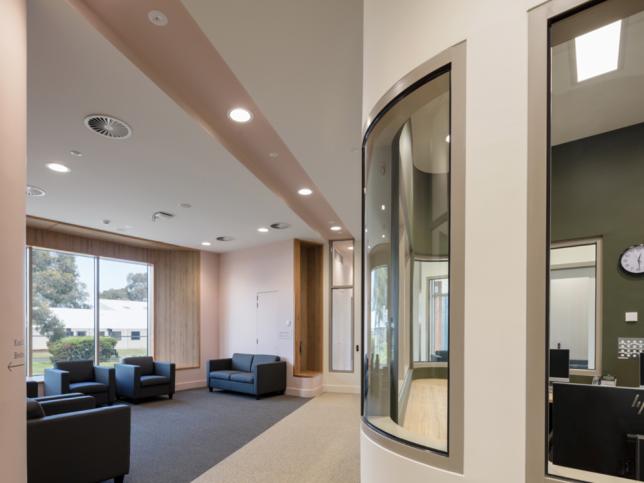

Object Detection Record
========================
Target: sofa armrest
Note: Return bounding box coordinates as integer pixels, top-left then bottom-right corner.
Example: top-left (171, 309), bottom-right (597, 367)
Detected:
top-left (154, 362), bottom-right (176, 394)
top-left (206, 358), bottom-right (231, 386)
top-left (254, 361), bottom-right (287, 395)
top-left (44, 368), bottom-right (69, 396)
top-left (115, 363), bottom-right (140, 399)
top-left (26, 380), bottom-right (39, 398)
top-left (39, 395), bottom-right (96, 416)
top-left (94, 365), bottom-right (116, 403)
top-left (27, 404), bottom-right (131, 483)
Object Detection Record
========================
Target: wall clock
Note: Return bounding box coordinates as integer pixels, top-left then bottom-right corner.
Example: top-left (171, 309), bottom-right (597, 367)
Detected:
top-left (620, 244), bottom-right (644, 274)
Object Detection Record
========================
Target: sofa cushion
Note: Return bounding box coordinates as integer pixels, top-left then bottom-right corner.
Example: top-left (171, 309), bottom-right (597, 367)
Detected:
top-left (210, 370), bottom-right (239, 381)
top-left (122, 356), bottom-right (155, 376)
top-left (251, 354), bottom-right (280, 372)
top-left (69, 381), bottom-right (107, 394)
top-left (230, 372), bottom-right (254, 384)
top-left (26, 399), bottom-right (44, 420)
top-left (55, 360), bottom-right (94, 383)
top-left (140, 375), bottom-right (170, 387)
top-left (231, 353), bottom-right (254, 372)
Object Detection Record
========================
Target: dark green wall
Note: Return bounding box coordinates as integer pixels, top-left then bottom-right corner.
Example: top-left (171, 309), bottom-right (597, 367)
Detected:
top-left (552, 122), bottom-right (644, 386)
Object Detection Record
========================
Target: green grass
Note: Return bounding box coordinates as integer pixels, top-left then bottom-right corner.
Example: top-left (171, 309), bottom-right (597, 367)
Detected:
top-left (31, 348), bottom-right (148, 375)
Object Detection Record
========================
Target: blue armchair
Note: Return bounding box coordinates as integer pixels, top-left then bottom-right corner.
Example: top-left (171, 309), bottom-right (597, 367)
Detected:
top-left (44, 360), bottom-right (116, 405)
top-left (115, 356), bottom-right (175, 402)
top-left (27, 394), bottom-right (130, 483)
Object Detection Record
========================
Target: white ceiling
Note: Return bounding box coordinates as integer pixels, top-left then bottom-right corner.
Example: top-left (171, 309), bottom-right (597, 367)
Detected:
top-left (183, 0), bottom-right (364, 238)
top-left (27, 0), bottom-right (322, 252)
top-left (552, 10), bottom-right (644, 145)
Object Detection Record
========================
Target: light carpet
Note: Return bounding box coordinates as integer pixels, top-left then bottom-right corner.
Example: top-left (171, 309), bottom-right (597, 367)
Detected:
top-left (192, 392), bottom-right (361, 483)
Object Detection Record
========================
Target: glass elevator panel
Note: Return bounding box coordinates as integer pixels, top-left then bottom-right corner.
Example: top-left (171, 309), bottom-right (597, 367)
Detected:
top-left (363, 69), bottom-right (450, 452)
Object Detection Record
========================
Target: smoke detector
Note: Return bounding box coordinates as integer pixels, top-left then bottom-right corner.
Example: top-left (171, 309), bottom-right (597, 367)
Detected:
top-left (84, 114), bottom-right (132, 139)
top-left (152, 211), bottom-right (175, 222)
top-left (26, 185), bottom-right (46, 197)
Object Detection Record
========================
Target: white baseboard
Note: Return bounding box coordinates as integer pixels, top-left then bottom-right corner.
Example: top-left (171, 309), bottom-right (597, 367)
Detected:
top-left (323, 384), bottom-right (360, 394)
top-left (176, 380), bottom-right (207, 391)
top-left (285, 385), bottom-right (323, 398)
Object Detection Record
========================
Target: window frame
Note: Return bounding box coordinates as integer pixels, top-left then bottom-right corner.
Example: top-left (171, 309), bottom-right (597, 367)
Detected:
top-left (526, 1), bottom-right (643, 481)
top-left (329, 239), bottom-right (355, 373)
top-left (550, 238), bottom-right (603, 377)
top-left (25, 245), bottom-right (154, 377)
top-left (360, 41), bottom-right (465, 473)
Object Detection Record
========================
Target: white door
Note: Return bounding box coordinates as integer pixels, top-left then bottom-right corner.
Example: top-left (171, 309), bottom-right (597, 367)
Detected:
top-left (256, 291), bottom-right (281, 355)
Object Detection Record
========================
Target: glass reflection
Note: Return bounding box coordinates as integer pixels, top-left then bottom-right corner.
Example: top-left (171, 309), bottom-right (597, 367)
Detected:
top-left (547, 1), bottom-right (644, 480)
top-left (363, 70), bottom-right (450, 451)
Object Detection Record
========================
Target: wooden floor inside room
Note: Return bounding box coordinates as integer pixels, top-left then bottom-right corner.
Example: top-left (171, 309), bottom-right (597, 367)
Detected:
top-left (402, 378), bottom-right (448, 446)
top-left (192, 393), bottom-right (360, 483)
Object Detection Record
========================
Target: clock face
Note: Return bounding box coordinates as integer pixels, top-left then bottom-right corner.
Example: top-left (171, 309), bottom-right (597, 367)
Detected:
top-left (620, 245), bottom-right (644, 274)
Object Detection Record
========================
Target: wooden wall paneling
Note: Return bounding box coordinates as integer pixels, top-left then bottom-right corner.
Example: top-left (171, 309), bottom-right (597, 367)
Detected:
top-left (294, 240), bottom-right (303, 375)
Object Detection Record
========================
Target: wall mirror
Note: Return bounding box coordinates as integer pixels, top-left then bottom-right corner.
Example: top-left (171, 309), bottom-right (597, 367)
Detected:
top-left (547, 0), bottom-right (644, 480)
top-left (363, 67), bottom-right (451, 452)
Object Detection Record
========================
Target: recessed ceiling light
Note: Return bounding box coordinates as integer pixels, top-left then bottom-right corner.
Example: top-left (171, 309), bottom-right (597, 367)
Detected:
top-left (179, 203), bottom-right (192, 209)
top-left (216, 236), bottom-right (235, 242)
top-left (46, 163), bottom-right (70, 173)
top-left (270, 222), bottom-right (290, 230)
top-left (330, 226), bottom-right (342, 232)
top-left (201, 241), bottom-right (212, 246)
top-left (69, 150), bottom-right (83, 157)
top-left (445, 135), bottom-right (450, 143)
top-left (348, 246), bottom-right (354, 251)
top-left (258, 227), bottom-right (269, 233)
top-left (26, 185), bottom-right (46, 197)
top-left (575, 20), bottom-right (622, 82)
top-left (148, 10), bottom-right (168, 26)
top-left (228, 107), bottom-right (252, 123)
top-left (381, 204), bottom-right (386, 211)
top-left (298, 188), bottom-right (313, 196)
top-left (381, 234), bottom-right (386, 239)
top-left (269, 152), bottom-right (279, 159)
top-left (117, 225), bottom-right (132, 232)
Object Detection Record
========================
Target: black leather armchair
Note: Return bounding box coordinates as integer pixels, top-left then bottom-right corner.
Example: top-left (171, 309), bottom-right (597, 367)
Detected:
top-left (27, 394), bottom-right (130, 483)
top-left (44, 360), bottom-right (116, 405)
top-left (115, 356), bottom-right (175, 402)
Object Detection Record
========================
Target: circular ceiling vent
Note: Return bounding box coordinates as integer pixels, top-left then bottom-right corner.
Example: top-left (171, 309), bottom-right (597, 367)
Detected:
top-left (84, 114), bottom-right (132, 139)
top-left (216, 236), bottom-right (235, 242)
top-left (26, 185), bottom-right (46, 197)
top-left (270, 222), bottom-right (290, 230)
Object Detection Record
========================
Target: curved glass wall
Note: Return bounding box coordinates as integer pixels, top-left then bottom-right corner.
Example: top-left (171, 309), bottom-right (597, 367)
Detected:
top-left (363, 68), bottom-right (451, 452)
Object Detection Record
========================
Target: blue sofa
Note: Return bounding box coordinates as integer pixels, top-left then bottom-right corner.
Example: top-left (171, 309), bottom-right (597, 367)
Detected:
top-left (115, 356), bottom-right (175, 402)
top-left (27, 394), bottom-right (130, 483)
top-left (207, 353), bottom-right (286, 399)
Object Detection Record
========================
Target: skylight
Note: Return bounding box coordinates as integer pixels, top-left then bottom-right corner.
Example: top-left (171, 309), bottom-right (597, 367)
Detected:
top-left (575, 20), bottom-right (622, 82)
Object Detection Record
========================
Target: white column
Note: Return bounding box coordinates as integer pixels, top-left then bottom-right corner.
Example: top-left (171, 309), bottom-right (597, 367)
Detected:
top-left (0, 0), bottom-right (27, 481)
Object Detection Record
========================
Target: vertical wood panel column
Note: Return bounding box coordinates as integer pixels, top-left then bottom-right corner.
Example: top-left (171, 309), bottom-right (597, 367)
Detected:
top-left (0, 0), bottom-right (27, 480)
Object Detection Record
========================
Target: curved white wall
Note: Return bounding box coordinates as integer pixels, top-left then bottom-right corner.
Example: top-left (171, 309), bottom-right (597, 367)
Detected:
top-left (362, 1), bottom-right (543, 482)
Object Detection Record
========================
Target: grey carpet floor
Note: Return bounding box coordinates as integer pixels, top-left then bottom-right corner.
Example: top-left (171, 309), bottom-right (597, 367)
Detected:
top-left (121, 389), bottom-right (308, 483)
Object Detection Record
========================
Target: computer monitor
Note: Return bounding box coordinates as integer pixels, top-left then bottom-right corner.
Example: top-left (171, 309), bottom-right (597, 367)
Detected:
top-left (549, 348), bottom-right (570, 383)
top-left (551, 383), bottom-right (644, 478)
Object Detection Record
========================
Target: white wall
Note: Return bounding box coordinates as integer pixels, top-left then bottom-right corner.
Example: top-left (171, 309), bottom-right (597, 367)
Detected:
top-left (218, 240), bottom-right (298, 390)
top-left (0, 0), bottom-right (27, 480)
top-left (362, 1), bottom-right (543, 482)
top-left (175, 251), bottom-right (220, 390)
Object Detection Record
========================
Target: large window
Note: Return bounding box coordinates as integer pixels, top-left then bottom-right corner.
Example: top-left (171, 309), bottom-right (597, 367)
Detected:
top-left (26, 247), bottom-right (153, 376)
top-left (542, 1), bottom-right (644, 481)
top-left (363, 67), bottom-right (451, 452)
top-left (330, 240), bottom-right (355, 372)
